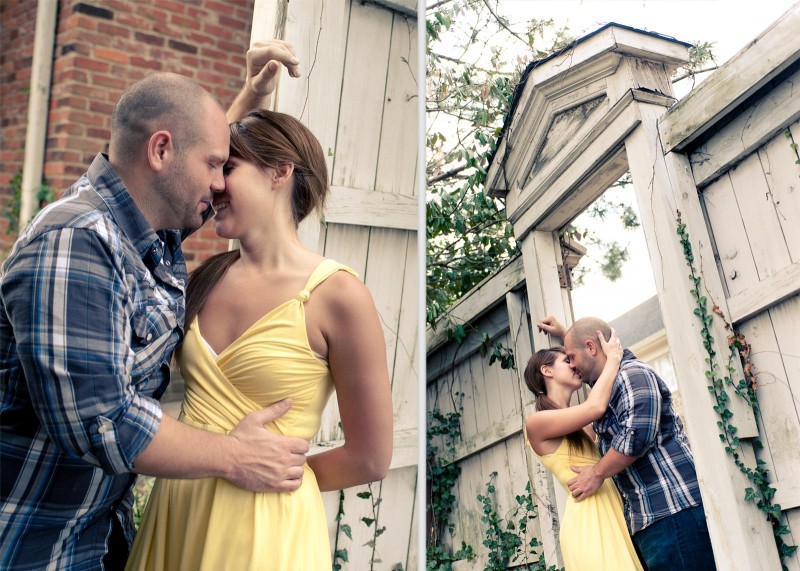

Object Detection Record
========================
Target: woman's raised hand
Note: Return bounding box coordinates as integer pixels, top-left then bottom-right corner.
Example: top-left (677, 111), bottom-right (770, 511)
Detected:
top-left (598, 328), bottom-right (623, 364)
top-left (245, 40), bottom-right (301, 96)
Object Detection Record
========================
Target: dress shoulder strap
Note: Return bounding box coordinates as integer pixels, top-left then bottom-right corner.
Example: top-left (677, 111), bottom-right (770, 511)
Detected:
top-left (296, 259), bottom-right (359, 302)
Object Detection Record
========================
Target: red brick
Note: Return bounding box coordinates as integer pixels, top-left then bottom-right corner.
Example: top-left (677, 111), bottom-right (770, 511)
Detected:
top-left (130, 56), bottom-right (162, 71)
top-left (94, 47), bottom-right (129, 65)
top-left (134, 31), bottom-right (165, 47)
top-left (91, 74), bottom-right (127, 90)
top-left (89, 100), bottom-right (114, 115)
top-left (55, 96), bottom-right (88, 110)
top-left (170, 14), bottom-right (201, 31)
top-left (73, 57), bottom-right (109, 73)
top-left (87, 127), bottom-right (111, 140)
top-left (199, 47), bottom-right (227, 61)
top-left (97, 22), bottom-right (131, 38)
top-left (202, 22), bottom-right (233, 40)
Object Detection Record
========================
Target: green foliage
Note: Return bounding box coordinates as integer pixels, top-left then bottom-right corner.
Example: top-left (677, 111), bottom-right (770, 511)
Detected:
top-left (132, 475), bottom-right (155, 530)
top-left (332, 490), bottom-right (349, 570)
top-left (784, 128), bottom-right (800, 165)
top-left (427, 398), bottom-right (477, 570)
top-left (357, 483), bottom-right (386, 565)
top-left (478, 473), bottom-right (560, 571)
top-left (676, 211), bottom-right (797, 568)
top-left (426, 2), bottom-right (571, 326)
top-left (425, 7), bottom-right (718, 327)
top-left (3, 170), bottom-right (54, 234)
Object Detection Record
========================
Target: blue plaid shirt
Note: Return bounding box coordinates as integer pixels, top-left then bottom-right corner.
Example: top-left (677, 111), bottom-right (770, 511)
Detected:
top-left (0, 154), bottom-right (186, 569)
top-left (593, 349), bottom-right (702, 534)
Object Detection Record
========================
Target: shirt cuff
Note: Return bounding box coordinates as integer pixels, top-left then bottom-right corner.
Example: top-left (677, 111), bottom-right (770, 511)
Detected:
top-left (87, 394), bottom-right (163, 474)
top-left (611, 426), bottom-right (648, 457)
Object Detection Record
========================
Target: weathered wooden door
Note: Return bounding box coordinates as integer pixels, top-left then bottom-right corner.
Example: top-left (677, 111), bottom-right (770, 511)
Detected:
top-left (250, 1), bottom-right (419, 569)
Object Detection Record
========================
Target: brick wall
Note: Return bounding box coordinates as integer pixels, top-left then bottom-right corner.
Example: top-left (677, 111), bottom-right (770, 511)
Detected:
top-left (0, 0), bottom-right (38, 240)
top-left (0, 0), bottom-right (255, 268)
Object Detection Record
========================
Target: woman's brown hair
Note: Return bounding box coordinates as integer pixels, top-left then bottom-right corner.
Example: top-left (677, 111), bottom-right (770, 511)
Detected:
top-left (524, 347), bottom-right (595, 454)
top-left (229, 109), bottom-right (329, 227)
top-left (183, 110), bottom-right (329, 330)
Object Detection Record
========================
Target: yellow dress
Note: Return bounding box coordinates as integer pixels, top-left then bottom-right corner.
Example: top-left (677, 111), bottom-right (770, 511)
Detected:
top-left (538, 438), bottom-right (644, 571)
top-left (126, 259), bottom-right (356, 571)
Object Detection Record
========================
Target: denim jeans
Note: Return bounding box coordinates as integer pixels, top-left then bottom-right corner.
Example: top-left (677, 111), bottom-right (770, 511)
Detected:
top-left (632, 505), bottom-right (717, 571)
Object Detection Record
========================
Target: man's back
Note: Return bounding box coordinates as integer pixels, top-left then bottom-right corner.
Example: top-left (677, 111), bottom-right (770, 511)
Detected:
top-left (0, 155), bottom-right (185, 569)
top-left (593, 349), bottom-right (702, 534)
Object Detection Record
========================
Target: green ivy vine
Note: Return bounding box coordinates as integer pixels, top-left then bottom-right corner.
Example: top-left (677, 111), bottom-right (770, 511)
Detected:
top-left (3, 170), bottom-right (53, 235)
top-left (676, 210), bottom-right (797, 568)
top-left (427, 404), bottom-right (475, 570)
top-left (478, 472), bottom-right (560, 571)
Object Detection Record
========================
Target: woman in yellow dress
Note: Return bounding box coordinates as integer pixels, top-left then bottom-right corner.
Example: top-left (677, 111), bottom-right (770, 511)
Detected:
top-left (126, 109), bottom-right (393, 570)
top-left (524, 332), bottom-right (644, 571)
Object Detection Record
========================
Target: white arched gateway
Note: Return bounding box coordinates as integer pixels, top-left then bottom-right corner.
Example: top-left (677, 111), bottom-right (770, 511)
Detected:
top-left (428, 6), bottom-right (800, 570)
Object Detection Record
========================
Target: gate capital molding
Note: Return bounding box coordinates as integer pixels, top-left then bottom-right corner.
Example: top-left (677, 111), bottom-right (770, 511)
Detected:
top-left (486, 23), bottom-right (690, 240)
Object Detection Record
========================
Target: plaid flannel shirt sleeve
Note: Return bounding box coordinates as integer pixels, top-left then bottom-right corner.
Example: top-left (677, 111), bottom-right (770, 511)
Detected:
top-left (609, 363), bottom-right (661, 457)
top-left (2, 228), bottom-right (162, 475)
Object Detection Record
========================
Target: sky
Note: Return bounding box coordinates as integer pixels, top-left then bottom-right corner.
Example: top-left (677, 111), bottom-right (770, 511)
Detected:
top-left (486, 0), bottom-right (798, 322)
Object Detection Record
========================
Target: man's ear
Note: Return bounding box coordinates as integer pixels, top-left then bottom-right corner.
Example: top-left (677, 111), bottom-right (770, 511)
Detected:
top-left (147, 131), bottom-right (174, 171)
top-left (586, 339), bottom-right (599, 356)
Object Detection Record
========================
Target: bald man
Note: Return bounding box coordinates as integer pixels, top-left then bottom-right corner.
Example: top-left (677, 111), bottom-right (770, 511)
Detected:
top-left (537, 315), bottom-right (716, 571)
top-left (0, 42), bottom-right (305, 570)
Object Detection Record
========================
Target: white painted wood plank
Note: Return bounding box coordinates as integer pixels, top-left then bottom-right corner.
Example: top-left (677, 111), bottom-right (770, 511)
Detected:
top-left (769, 296), bottom-right (800, 445)
top-left (427, 255), bottom-right (525, 351)
top-left (759, 119), bottom-right (800, 263)
top-left (456, 359), bottom-right (479, 442)
top-left (273, 0), bottom-right (349, 183)
top-left (495, 331), bottom-right (520, 420)
top-left (690, 66), bottom-right (800, 188)
top-left (339, 482), bottom-right (384, 570)
top-left (448, 413), bottom-right (520, 464)
top-left (363, 228), bottom-right (408, 383)
top-left (527, 25), bottom-right (689, 89)
top-left (661, 4), bottom-right (800, 152)
top-left (512, 102), bottom-right (639, 236)
top-left (407, 477), bottom-right (419, 571)
top-left (786, 510), bottom-right (800, 571)
top-left (728, 261), bottom-right (800, 324)
top-left (325, 186), bottom-right (418, 230)
top-left (628, 105), bottom-right (773, 568)
top-left (370, 0), bottom-right (417, 16)
top-left (506, 289), bottom-right (562, 566)
top-left (471, 351), bottom-right (492, 437)
top-left (737, 315), bottom-right (800, 493)
top-left (391, 231), bottom-right (418, 434)
top-left (701, 174), bottom-right (759, 298)
top-left (373, 466), bottom-right (416, 570)
top-left (728, 152), bottom-right (792, 280)
top-left (332, 2), bottom-right (393, 190)
top-left (375, 14), bottom-right (419, 197)
top-left (454, 454), bottom-right (485, 566)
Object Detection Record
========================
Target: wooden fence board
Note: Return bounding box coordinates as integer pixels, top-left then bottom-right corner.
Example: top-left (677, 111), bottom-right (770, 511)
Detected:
top-left (702, 174), bottom-right (759, 297)
top-left (376, 13), bottom-right (419, 197)
top-left (332, 2), bottom-right (392, 190)
top-left (728, 152), bottom-right (792, 280)
top-left (759, 119), bottom-right (800, 263)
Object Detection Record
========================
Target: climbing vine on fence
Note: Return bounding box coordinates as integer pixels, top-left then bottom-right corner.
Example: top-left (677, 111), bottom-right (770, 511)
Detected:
top-left (427, 403), bottom-right (475, 570)
top-left (478, 472), bottom-right (560, 571)
top-left (676, 210), bottom-right (797, 568)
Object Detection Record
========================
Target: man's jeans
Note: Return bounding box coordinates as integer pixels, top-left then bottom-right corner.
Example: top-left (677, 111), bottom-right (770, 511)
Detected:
top-left (632, 505), bottom-right (717, 571)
